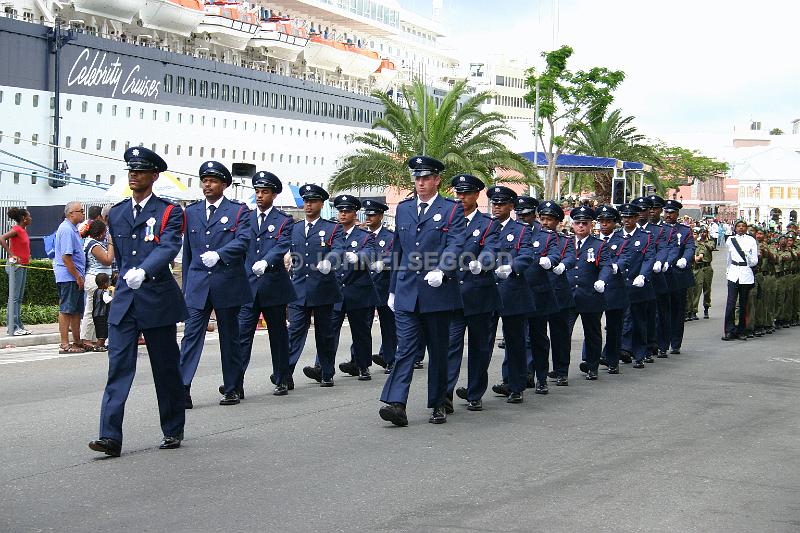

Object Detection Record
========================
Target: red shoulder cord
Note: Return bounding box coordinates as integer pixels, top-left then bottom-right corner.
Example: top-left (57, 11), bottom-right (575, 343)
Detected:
top-left (595, 241), bottom-right (604, 267)
top-left (641, 234), bottom-right (651, 254)
top-left (154, 204), bottom-right (184, 243)
top-left (229, 204), bottom-right (246, 231)
top-left (440, 203), bottom-right (460, 233)
top-left (275, 217), bottom-right (290, 238)
top-left (616, 236), bottom-right (628, 257)
top-left (478, 220), bottom-right (495, 246)
top-left (515, 225), bottom-right (526, 251)
top-left (560, 236), bottom-right (570, 259)
top-left (327, 224), bottom-right (340, 246)
top-left (540, 233), bottom-right (552, 256)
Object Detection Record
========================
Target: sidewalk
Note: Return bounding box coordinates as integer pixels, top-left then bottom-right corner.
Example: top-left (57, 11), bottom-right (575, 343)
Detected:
top-left (0, 322), bottom-right (190, 349)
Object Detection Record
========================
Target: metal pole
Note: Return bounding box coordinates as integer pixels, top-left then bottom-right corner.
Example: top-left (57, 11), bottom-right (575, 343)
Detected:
top-left (532, 80), bottom-right (540, 197)
top-left (421, 62), bottom-right (427, 156)
top-left (52, 21), bottom-right (61, 172)
top-left (622, 168), bottom-right (627, 204)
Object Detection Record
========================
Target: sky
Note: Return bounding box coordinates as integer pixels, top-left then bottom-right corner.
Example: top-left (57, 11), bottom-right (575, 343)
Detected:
top-left (398, 0), bottom-right (800, 155)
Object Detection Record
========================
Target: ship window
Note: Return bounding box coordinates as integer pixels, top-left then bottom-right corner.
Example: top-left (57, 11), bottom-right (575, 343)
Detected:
top-left (80, 138), bottom-right (86, 149)
top-left (271, 154), bottom-right (274, 162)
top-left (306, 130), bottom-right (309, 137)
top-left (235, 120), bottom-right (238, 129)
top-left (95, 175), bottom-right (101, 184)
top-left (14, 173), bottom-right (19, 184)
top-left (288, 155), bottom-right (292, 163)
top-left (201, 116), bottom-right (205, 126)
top-left (329, 104), bottom-right (335, 118)
top-left (200, 147), bottom-right (204, 157)
top-left (96, 139), bottom-right (102, 150)
top-left (97, 103), bottom-right (103, 114)
top-left (222, 85), bottom-right (230, 101)
top-left (0, 91), bottom-right (3, 103)
top-left (289, 97), bottom-right (295, 112)
top-left (140, 109), bottom-right (144, 119)
top-left (223, 119), bottom-right (227, 128)
top-left (200, 81), bottom-right (208, 98)
top-left (243, 88), bottom-right (249, 105)
top-left (178, 113), bottom-right (182, 124)
top-left (124, 141), bottom-right (130, 150)
top-left (31, 173), bottom-right (36, 184)
top-left (313, 157), bottom-right (317, 164)
top-left (14, 93), bottom-right (21, 105)
top-left (212, 117), bottom-right (216, 127)
top-left (271, 93), bottom-right (278, 108)
top-left (289, 127), bottom-right (293, 136)
top-left (152, 143), bottom-right (157, 152)
top-left (336, 105), bottom-right (342, 119)
top-left (262, 92), bottom-right (268, 107)
top-left (32, 95), bottom-right (39, 107)
top-left (187, 178), bottom-right (192, 188)
top-left (280, 95), bottom-right (287, 110)
top-left (82, 101), bottom-right (87, 112)
top-left (232, 150), bottom-right (236, 159)
top-left (252, 90), bottom-right (258, 107)
top-left (321, 157), bottom-right (325, 165)
top-left (188, 146), bottom-right (193, 157)
top-left (305, 156), bottom-right (309, 164)
top-left (211, 148), bottom-right (215, 157)
top-left (164, 75), bottom-right (173, 93)
top-left (188, 79), bottom-right (196, 97)
top-left (211, 83), bottom-right (219, 99)
top-left (232, 86), bottom-right (240, 104)
top-left (110, 140), bottom-right (116, 151)
top-left (272, 125), bottom-right (275, 134)
top-left (111, 105), bottom-right (117, 116)
top-left (66, 99), bottom-right (72, 111)
top-left (306, 99), bottom-right (311, 113)
top-left (261, 153), bottom-right (265, 161)
top-left (321, 131), bottom-right (325, 139)
top-left (280, 126), bottom-right (284, 135)
top-left (153, 110), bottom-right (158, 120)
top-left (189, 114), bottom-right (194, 125)
top-left (315, 101), bottom-right (320, 115)
top-left (125, 107), bottom-right (131, 118)
top-left (321, 102), bottom-right (327, 116)
top-left (31, 134), bottom-right (38, 146)
top-left (279, 154), bottom-right (283, 162)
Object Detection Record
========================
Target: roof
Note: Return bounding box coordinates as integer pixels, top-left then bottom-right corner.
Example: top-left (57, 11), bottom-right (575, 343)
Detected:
top-left (520, 151), bottom-right (621, 171)
top-left (733, 146), bottom-right (800, 183)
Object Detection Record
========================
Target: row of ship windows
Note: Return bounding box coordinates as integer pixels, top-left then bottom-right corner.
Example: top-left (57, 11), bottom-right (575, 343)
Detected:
top-left (2, 92), bottom-right (358, 141)
top-left (1, 131), bottom-right (327, 171)
top-left (161, 75), bottom-right (382, 123)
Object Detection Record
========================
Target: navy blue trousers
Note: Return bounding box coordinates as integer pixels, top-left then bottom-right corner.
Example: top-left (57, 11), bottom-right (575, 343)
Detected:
top-left (549, 307), bottom-right (572, 378)
top-left (528, 316), bottom-right (551, 384)
top-left (568, 310), bottom-right (603, 372)
top-left (655, 292), bottom-right (672, 352)
top-left (327, 306), bottom-right (373, 370)
top-left (623, 301), bottom-right (651, 362)
top-left (99, 309), bottom-right (184, 443)
top-left (601, 308), bottom-right (625, 367)
top-left (237, 302), bottom-right (290, 387)
top-left (180, 302), bottom-right (242, 394)
top-left (380, 309), bottom-right (451, 408)
top-left (446, 310), bottom-right (493, 401)
top-left (287, 303), bottom-right (335, 380)
top-left (669, 289), bottom-right (688, 350)
top-left (488, 313), bottom-right (528, 394)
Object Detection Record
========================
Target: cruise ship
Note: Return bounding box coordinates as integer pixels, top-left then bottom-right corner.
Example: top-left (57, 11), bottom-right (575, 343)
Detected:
top-left (0, 0), bottom-right (461, 234)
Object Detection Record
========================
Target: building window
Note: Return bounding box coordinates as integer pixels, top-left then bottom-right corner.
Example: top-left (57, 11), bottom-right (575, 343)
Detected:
top-left (222, 84), bottom-right (230, 101)
top-left (770, 186), bottom-right (784, 200)
top-left (200, 80), bottom-right (208, 98)
top-left (253, 90), bottom-right (259, 107)
top-left (211, 83), bottom-right (219, 99)
top-left (271, 93), bottom-right (278, 108)
top-left (243, 88), bottom-right (249, 105)
top-left (232, 86), bottom-right (240, 104)
top-left (164, 74), bottom-right (173, 93)
top-left (289, 96), bottom-right (295, 111)
top-left (280, 95), bottom-right (287, 110)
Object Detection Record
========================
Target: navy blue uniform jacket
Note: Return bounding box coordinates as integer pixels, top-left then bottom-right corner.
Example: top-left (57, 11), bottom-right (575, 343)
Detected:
top-left (245, 208), bottom-right (296, 307)
top-left (458, 211), bottom-right (501, 317)
top-left (289, 218), bottom-right (345, 307)
top-left (335, 225), bottom-right (378, 311)
top-left (370, 226), bottom-right (394, 306)
top-left (495, 219), bottom-right (535, 317)
top-left (569, 235), bottom-right (614, 313)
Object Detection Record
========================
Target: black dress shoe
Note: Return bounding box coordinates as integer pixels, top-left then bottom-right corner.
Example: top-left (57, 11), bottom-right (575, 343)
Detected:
top-left (303, 365), bottom-right (322, 383)
top-left (413, 361), bottom-right (424, 369)
top-left (219, 392), bottom-right (240, 405)
top-left (466, 400), bottom-right (483, 411)
top-left (670, 348), bottom-right (680, 355)
top-left (88, 438), bottom-right (121, 457)
top-left (632, 361), bottom-right (645, 369)
top-left (184, 387), bottom-right (193, 410)
top-left (585, 370), bottom-right (598, 380)
top-left (547, 370), bottom-right (557, 379)
top-left (555, 376), bottom-right (568, 386)
top-left (287, 376), bottom-right (294, 390)
top-left (443, 397), bottom-right (454, 414)
top-left (746, 333), bottom-right (754, 339)
top-left (721, 332), bottom-right (736, 341)
top-left (607, 365), bottom-right (620, 374)
top-left (619, 350), bottom-right (633, 364)
top-left (218, 385), bottom-right (245, 400)
top-left (339, 360), bottom-right (359, 376)
top-left (506, 391), bottom-right (523, 404)
top-left (358, 368), bottom-right (372, 381)
top-left (379, 403), bottom-right (408, 427)
top-left (534, 382), bottom-right (548, 395)
top-left (455, 387), bottom-right (468, 400)
top-left (492, 382), bottom-right (510, 396)
top-left (320, 378), bottom-right (334, 387)
top-left (497, 340), bottom-right (506, 349)
top-left (429, 406), bottom-right (447, 424)
top-left (526, 372), bottom-right (536, 388)
top-left (579, 361), bottom-right (589, 373)
top-left (645, 355), bottom-right (656, 363)
top-left (273, 384), bottom-right (288, 396)
top-left (384, 363), bottom-right (393, 375)
top-left (371, 354), bottom-right (387, 368)
top-left (656, 351), bottom-right (668, 358)
top-left (159, 435), bottom-right (182, 450)
top-left (599, 358), bottom-right (608, 367)
top-left (703, 308), bottom-right (709, 319)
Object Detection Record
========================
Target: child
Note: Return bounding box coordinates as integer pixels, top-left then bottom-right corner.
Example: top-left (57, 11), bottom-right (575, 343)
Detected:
top-left (92, 273), bottom-right (112, 352)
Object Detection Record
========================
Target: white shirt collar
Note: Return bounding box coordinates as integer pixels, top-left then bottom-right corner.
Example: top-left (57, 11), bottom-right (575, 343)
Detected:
top-left (499, 217), bottom-right (511, 229)
top-left (576, 235), bottom-right (588, 246)
top-left (258, 206), bottom-right (273, 218)
top-left (205, 197), bottom-right (224, 211)
top-left (305, 217), bottom-right (320, 227)
top-left (132, 194), bottom-right (152, 213)
top-left (417, 193), bottom-right (438, 210)
top-left (465, 209), bottom-right (478, 224)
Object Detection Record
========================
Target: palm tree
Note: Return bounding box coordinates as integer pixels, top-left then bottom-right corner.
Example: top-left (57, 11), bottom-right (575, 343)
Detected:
top-left (569, 109), bottom-right (662, 201)
top-left (329, 79), bottom-right (536, 194)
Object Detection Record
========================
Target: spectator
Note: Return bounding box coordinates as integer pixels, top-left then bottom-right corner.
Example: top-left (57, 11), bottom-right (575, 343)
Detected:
top-left (717, 220), bottom-right (726, 247)
top-left (79, 205), bottom-right (103, 238)
top-left (0, 207), bottom-right (32, 336)
top-left (92, 272), bottom-right (112, 352)
top-left (54, 201), bottom-right (87, 353)
top-left (80, 220), bottom-right (114, 348)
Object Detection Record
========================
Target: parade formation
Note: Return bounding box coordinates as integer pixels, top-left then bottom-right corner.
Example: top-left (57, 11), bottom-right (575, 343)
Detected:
top-left (85, 147), bottom-right (800, 456)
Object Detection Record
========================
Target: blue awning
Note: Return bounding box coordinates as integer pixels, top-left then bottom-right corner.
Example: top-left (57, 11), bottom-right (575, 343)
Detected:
top-left (622, 161), bottom-right (644, 170)
top-left (520, 151), bottom-right (620, 170)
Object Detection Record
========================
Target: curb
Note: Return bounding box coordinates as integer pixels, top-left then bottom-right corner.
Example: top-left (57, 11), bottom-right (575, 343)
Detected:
top-left (0, 333), bottom-right (62, 348)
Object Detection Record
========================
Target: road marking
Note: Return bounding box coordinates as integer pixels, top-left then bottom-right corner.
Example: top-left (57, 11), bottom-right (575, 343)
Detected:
top-left (769, 357), bottom-right (800, 364)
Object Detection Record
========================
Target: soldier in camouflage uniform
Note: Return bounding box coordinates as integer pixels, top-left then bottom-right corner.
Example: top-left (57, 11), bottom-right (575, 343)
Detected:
top-left (689, 227), bottom-right (714, 320)
top-left (755, 227), bottom-right (777, 335)
top-left (789, 233), bottom-right (800, 326)
top-left (775, 235), bottom-right (792, 328)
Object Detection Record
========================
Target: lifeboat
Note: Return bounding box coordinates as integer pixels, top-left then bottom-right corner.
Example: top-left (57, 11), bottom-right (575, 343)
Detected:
top-left (72, 0), bottom-right (145, 23)
top-left (196, 1), bottom-right (259, 50)
top-left (372, 58), bottom-right (397, 89)
top-left (250, 16), bottom-right (309, 62)
top-left (140, 0), bottom-right (204, 37)
top-left (303, 35), bottom-right (381, 79)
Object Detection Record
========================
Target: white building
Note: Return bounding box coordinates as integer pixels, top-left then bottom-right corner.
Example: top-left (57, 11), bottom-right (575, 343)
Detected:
top-left (733, 146), bottom-right (800, 226)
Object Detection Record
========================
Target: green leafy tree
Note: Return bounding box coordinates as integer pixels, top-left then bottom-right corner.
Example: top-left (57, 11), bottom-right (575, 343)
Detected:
top-left (770, 128), bottom-right (784, 135)
top-left (524, 45), bottom-right (625, 198)
top-left (647, 144), bottom-right (729, 193)
top-left (329, 79), bottom-right (536, 194)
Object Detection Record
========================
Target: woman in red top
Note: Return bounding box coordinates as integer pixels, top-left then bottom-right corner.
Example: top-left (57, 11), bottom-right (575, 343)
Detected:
top-left (0, 207), bottom-right (32, 336)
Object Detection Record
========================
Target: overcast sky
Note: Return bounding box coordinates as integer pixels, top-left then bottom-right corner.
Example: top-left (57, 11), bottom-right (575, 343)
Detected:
top-left (399, 0), bottom-right (800, 154)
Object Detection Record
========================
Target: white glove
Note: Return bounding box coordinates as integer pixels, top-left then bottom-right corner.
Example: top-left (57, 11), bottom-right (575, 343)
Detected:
top-left (652, 261), bottom-right (662, 273)
top-left (593, 280), bottom-right (605, 293)
top-left (387, 292), bottom-right (395, 312)
top-left (676, 257), bottom-right (687, 269)
top-left (663, 261), bottom-right (670, 272)
top-left (539, 256), bottom-right (552, 270)
top-left (632, 275), bottom-right (645, 288)
top-left (123, 268), bottom-right (145, 290)
top-left (468, 260), bottom-right (482, 275)
top-left (612, 263), bottom-right (618, 274)
top-left (201, 251), bottom-right (220, 267)
top-left (345, 251), bottom-right (359, 264)
top-left (496, 264), bottom-right (512, 280)
top-left (252, 260), bottom-right (267, 276)
top-left (371, 261), bottom-right (384, 272)
top-left (552, 263), bottom-right (566, 275)
top-left (424, 269), bottom-right (444, 288)
top-left (102, 292), bottom-right (114, 304)
top-left (316, 259), bottom-right (332, 275)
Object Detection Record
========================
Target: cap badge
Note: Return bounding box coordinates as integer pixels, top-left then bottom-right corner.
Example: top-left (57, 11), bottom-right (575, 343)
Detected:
top-left (342, 196), bottom-right (347, 200)
top-left (460, 176), bottom-right (465, 182)
top-left (208, 162), bottom-right (214, 168)
top-left (306, 185), bottom-right (311, 191)
top-left (132, 148), bottom-right (140, 156)
top-left (259, 173), bottom-right (264, 178)
top-left (416, 158), bottom-right (422, 164)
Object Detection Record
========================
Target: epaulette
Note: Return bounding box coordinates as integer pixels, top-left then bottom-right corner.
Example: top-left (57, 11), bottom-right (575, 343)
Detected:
top-left (275, 208), bottom-right (291, 219)
top-left (186, 199), bottom-right (203, 207)
top-left (541, 228), bottom-right (554, 233)
top-left (398, 196), bottom-right (414, 204)
top-left (112, 198), bottom-right (129, 207)
top-left (228, 198), bottom-right (242, 204)
top-left (328, 218), bottom-right (338, 224)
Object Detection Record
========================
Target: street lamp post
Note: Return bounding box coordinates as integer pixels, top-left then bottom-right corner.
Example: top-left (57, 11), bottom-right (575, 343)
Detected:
top-left (48, 18), bottom-right (75, 187)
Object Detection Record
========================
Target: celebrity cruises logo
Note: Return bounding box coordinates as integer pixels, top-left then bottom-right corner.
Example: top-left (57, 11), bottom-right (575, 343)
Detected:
top-left (67, 49), bottom-right (160, 99)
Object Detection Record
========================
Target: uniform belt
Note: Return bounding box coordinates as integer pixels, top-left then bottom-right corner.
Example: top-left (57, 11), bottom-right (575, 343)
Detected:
top-left (732, 261), bottom-right (747, 266)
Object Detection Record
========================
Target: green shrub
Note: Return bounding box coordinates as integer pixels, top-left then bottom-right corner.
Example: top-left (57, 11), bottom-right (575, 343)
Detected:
top-left (0, 260), bottom-right (60, 306)
top-left (0, 304), bottom-right (60, 326)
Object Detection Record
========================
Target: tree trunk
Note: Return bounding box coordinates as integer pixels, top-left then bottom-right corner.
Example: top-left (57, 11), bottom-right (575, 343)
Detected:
top-left (594, 173), bottom-right (612, 204)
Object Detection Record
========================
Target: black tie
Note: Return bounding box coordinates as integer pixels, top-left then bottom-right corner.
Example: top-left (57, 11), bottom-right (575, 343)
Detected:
top-left (133, 204), bottom-right (141, 220)
top-left (208, 204), bottom-right (216, 220)
top-left (624, 233), bottom-right (631, 239)
top-left (418, 202), bottom-right (428, 219)
top-left (259, 213), bottom-right (266, 229)
top-left (306, 222), bottom-right (313, 237)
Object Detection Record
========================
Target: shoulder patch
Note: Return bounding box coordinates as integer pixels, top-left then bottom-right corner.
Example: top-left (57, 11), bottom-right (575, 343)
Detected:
top-left (398, 197), bottom-right (414, 204)
top-left (112, 198), bottom-right (129, 207)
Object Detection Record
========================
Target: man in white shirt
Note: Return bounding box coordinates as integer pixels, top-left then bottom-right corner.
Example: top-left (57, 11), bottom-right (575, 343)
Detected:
top-left (722, 220), bottom-right (759, 340)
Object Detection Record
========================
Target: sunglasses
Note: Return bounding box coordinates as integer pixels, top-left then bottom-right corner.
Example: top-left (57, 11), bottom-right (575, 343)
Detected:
top-left (573, 221), bottom-right (590, 226)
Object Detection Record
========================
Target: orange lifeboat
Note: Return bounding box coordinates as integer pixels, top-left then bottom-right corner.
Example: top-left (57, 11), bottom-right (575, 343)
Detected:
top-left (140, 0), bottom-right (205, 37)
top-left (250, 15), bottom-right (309, 61)
top-left (303, 35), bottom-right (381, 78)
top-left (197, 1), bottom-right (259, 50)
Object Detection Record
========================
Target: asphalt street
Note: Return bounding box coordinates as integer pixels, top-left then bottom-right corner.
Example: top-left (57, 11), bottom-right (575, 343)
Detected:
top-left (1, 252), bottom-right (799, 532)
